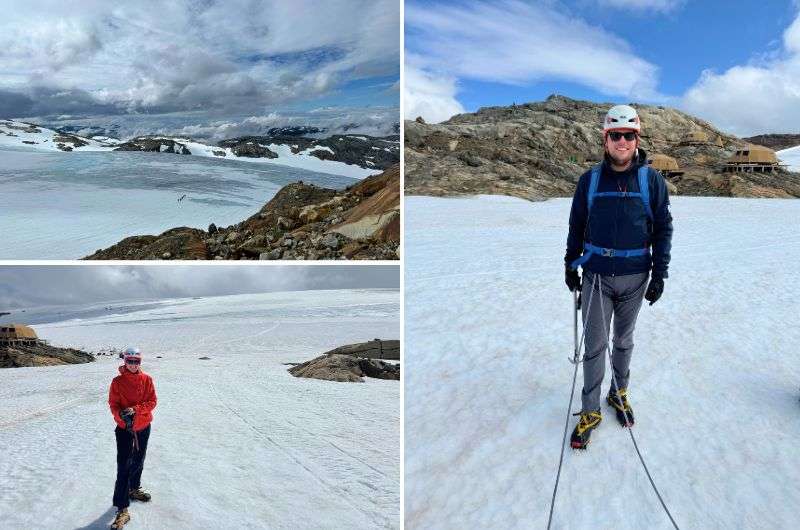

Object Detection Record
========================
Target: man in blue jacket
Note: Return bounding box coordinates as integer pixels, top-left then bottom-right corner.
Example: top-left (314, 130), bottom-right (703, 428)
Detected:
top-left (564, 104), bottom-right (673, 449)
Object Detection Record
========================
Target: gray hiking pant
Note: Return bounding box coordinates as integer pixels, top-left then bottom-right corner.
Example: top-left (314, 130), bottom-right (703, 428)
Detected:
top-left (580, 271), bottom-right (648, 413)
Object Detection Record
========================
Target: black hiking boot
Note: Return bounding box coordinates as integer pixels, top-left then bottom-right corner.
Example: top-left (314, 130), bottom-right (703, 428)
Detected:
top-left (607, 387), bottom-right (635, 427)
top-left (570, 410), bottom-right (602, 449)
top-left (129, 487), bottom-right (151, 502)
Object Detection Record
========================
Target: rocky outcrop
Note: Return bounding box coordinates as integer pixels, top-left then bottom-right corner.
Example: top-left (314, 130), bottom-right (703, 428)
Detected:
top-left (0, 344), bottom-right (95, 368)
top-left (321, 339), bottom-right (400, 360)
top-left (218, 134), bottom-right (400, 170)
top-left (405, 94), bottom-right (800, 199)
top-left (288, 353), bottom-right (400, 382)
top-left (83, 164), bottom-right (400, 260)
top-left (53, 133), bottom-right (88, 152)
top-left (114, 137), bottom-right (191, 155)
top-left (743, 134), bottom-right (800, 151)
top-left (217, 138), bottom-right (278, 158)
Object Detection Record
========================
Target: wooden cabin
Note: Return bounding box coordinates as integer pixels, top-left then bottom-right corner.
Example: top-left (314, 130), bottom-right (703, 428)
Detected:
top-left (724, 144), bottom-right (779, 173)
top-left (648, 154), bottom-right (684, 177)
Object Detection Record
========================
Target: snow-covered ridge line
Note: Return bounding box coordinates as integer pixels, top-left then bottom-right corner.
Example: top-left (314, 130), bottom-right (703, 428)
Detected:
top-left (776, 145), bottom-right (800, 172)
top-left (0, 120), bottom-right (393, 179)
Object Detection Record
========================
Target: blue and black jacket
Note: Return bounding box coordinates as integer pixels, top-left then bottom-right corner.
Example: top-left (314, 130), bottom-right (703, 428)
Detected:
top-left (565, 148), bottom-right (673, 279)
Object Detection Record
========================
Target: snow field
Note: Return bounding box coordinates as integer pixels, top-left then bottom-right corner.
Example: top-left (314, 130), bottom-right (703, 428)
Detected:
top-left (404, 195), bottom-right (800, 529)
top-left (0, 290), bottom-right (400, 529)
top-left (0, 149), bottom-right (356, 259)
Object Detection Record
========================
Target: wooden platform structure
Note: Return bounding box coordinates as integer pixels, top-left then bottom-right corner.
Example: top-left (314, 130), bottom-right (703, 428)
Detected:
top-left (724, 144), bottom-right (779, 173)
top-left (0, 324), bottom-right (42, 346)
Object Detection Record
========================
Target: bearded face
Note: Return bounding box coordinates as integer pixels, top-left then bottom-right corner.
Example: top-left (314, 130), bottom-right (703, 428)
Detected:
top-left (605, 130), bottom-right (639, 168)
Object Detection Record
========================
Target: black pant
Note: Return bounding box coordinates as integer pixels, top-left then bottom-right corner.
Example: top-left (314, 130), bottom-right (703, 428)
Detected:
top-left (113, 425), bottom-right (151, 509)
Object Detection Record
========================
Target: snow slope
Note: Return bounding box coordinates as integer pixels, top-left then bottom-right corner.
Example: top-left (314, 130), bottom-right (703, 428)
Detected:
top-left (776, 145), bottom-right (800, 172)
top-left (404, 195), bottom-right (800, 529)
top-left (0, 289), bottom-right (400, 529)
top-left (0, 120), bottom-right (112, 152)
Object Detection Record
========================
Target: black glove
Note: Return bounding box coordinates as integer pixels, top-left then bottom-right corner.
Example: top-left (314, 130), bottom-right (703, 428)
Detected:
top-left (644, 277), bottom-right (664, 305)
top-left (565, 267), bottom-right (581, 292)
top-left (121, 409), bottom-right (135, 430)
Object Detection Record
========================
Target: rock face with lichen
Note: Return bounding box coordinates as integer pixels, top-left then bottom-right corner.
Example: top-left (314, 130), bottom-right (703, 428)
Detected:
top-left (288, 354), bottom-right (400, 382)
top-left (0, 344), bottom-right (95, 368)
top-left (83, 164), bottom-right (400, 260)
top-left (405, 94), bottom-right (800, 199)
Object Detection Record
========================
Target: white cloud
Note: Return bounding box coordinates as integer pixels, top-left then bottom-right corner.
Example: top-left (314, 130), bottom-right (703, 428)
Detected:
top-left (405, 0), bottom-right (660, 102)
top-left (0, 0), bottom-right (399, 116)
top-left (596, 0), bottom-right (685, 12)
top-left (403, 62), bottom-right (465, 123)
top-left (0, 266), bottom-right (399, 310)
top-left (681, 12), bottom-right (800, 136)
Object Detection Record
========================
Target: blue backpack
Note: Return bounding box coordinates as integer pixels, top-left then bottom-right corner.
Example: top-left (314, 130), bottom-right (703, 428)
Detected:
top-left (570, 164), bottom-right (653, 270)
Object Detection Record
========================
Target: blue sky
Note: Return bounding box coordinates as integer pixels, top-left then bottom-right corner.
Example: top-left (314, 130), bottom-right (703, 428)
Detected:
top-left (405, 0), bottom-right (800, 135)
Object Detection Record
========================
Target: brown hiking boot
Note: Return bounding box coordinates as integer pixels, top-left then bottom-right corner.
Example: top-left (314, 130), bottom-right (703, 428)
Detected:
top-left (129, 487), bottom-right (151, 502)
top-left (111, 508), bottom-right (130, 529)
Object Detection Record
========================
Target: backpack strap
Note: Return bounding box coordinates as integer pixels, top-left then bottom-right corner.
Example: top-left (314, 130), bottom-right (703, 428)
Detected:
top-left (587, 163), bottom-right (602, 214)
top-left (638, 165), bottom-right (653, 221)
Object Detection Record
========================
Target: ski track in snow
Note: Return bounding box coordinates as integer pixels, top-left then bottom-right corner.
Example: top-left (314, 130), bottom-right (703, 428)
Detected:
top-left (405, 195), bottom-right (800, 530)
top-left (0, 290), bottom-right (400, 529)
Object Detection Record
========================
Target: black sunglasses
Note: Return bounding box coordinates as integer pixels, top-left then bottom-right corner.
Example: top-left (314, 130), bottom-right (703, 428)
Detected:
top-left (125, 358), bottom-right (141, 365)
top-left (608, 131), bottom-right (637, 141)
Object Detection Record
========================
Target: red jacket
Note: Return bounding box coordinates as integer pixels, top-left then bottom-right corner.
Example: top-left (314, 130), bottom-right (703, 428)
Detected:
top-left (108, 365), bottom-right (157, 431)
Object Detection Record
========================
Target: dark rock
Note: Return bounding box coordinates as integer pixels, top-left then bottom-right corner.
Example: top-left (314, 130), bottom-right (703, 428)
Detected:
top-left (114, 137), bottom-right (191, 155)
top-left (288, 353), bottom-right (400, 382)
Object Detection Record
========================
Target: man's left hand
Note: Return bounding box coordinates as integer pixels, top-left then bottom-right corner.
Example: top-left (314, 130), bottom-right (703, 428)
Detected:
top-left (645, 278), bottom-right (664, 305)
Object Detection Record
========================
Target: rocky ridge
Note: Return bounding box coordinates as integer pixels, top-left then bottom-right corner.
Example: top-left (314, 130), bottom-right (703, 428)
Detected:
top-left (743, 134), bottom-right (800, 151)
top-left (83, 164), bottom-right (400, 260)
top-left (218, 133), bottom-right (400, 170)
top-left (405, 95), bottom-right (800, 199)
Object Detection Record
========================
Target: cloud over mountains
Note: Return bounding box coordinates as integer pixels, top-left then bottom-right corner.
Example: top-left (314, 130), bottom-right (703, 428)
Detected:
top-left (0, 0), bottom-right (399, 119)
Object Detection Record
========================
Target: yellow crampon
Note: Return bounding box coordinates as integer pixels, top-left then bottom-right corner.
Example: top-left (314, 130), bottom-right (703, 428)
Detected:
top-left (608, 388), bottom-right (631, 412)
top-left (575, 411), bottom-right (602, 435)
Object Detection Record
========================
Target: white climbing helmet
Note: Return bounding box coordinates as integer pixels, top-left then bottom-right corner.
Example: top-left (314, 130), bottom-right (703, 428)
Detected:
top-left (603, 104), bottom-right (641, 132)
top-left (123, 346), bottom-right (142, 361)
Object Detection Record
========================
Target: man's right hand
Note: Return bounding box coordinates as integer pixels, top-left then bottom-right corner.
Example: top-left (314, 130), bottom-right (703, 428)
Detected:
top-left (565, 267), bottom-right (581, 292)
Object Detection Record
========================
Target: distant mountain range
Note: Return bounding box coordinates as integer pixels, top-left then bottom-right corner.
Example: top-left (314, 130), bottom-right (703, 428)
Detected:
top-left (0, 119), bottom-right (399, 178)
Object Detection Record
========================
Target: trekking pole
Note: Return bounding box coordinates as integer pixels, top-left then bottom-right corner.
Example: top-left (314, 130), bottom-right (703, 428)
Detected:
top-left (573, 290), bottom-right (578, 361)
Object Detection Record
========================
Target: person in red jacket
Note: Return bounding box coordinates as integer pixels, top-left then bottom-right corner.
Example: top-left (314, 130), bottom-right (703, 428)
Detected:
top-left (108, 346), bottom-right (157, 529)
